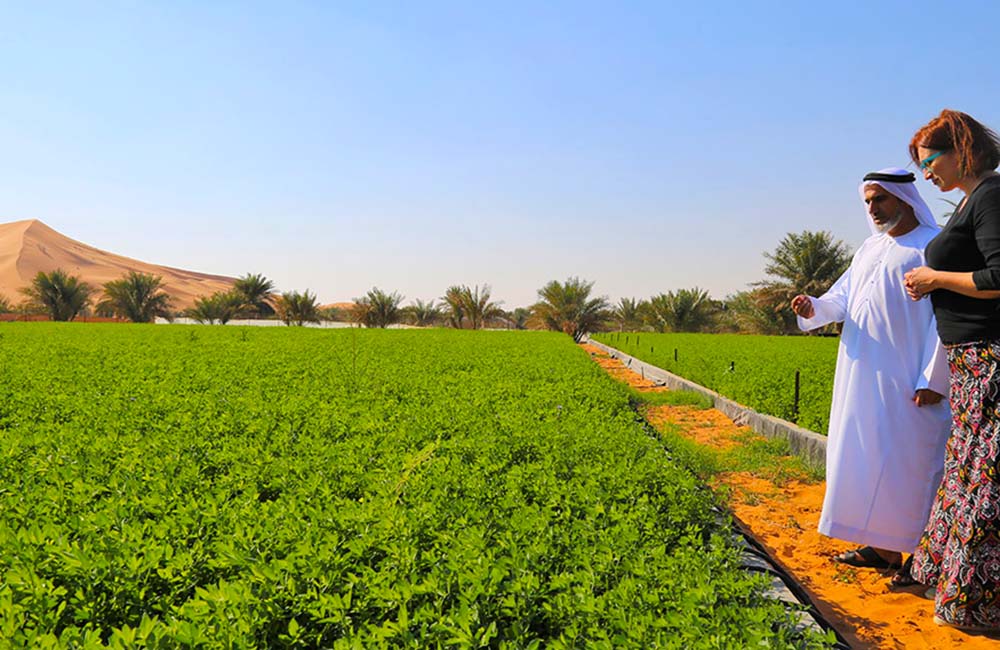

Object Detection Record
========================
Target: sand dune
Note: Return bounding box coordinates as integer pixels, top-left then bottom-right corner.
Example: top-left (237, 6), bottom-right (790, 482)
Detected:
top-left (0, 219), bottom-right (236, 310)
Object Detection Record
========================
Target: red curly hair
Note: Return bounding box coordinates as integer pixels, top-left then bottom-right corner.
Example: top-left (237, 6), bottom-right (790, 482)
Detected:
top-left (910, 109), bottom-right (1000, 176)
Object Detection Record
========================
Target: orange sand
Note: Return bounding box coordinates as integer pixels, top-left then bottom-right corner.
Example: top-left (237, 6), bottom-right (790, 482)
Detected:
top-left (582, 342), bottom-right (1000, 649)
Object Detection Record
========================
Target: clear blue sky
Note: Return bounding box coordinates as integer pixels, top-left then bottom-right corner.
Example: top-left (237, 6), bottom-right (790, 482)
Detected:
top-left (3, 1), bottom-right (999, 306)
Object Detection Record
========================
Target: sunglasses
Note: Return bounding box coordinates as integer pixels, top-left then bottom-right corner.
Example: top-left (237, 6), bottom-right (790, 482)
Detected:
top-left (919, 150), bottom-right (946, 170)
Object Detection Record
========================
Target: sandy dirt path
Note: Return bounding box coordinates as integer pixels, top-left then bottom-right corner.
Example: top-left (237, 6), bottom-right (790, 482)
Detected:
top-left (582, 342), bottom-right (999, 649)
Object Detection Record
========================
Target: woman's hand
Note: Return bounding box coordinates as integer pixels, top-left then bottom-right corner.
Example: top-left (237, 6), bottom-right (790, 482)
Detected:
top-left (904, 266), bottom-right (938, 300)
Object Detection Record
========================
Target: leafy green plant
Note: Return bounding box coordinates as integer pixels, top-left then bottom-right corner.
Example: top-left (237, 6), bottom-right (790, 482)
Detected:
top-left (595, 331), bottom-right (838, 434)
top-left (0, 325), bottom-right (832, 648)
top-left (628, 387), bottom-right (713, 409)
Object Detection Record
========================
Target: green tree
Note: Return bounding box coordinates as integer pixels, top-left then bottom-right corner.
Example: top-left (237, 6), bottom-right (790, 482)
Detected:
top-left (98, 272), bottom-right (173, 323)
top-left (275, 290), bottom-right (320, 326)
top-left (643, 288), bottom-right (715, 333)
top-left (753, 230), bottom-right (851, 334)
top-left (440, 285), bottom-right (502, 330)
top-left (352, 287), bottom-right (404, 328)
top-left (441, 285), bottom-right (466, 329)
top-left (188, 291), bottom-right (242, 325)
top-left (19, 269), bottom-right (93, 321)
top-left (532, 277), bottom-right (610, 343)
top-left (757, 230), bottom-right (851, 298)
top-left (405, 299), bottom-right (441, 327)
top-left (349, 300), bottom-right (372, 328)
top-left (233, 273), bottom-right (275, 318)
top-left (461, 285), bottom-right (503, 330)
top-left (718, 289), bottom-right (787, 335)
top-left (507, 307), bottom-right (531, 330)
top-left (612, 297), bottom-right (645, 332)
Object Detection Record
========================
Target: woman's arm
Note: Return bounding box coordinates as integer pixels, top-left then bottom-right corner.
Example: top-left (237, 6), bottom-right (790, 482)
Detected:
top-left (904, 266), bottom-right (1000, 300)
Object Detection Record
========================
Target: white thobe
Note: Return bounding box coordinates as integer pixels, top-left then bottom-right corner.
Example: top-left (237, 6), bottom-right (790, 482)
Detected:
top-left (798, 225), bottom-right (950, 552)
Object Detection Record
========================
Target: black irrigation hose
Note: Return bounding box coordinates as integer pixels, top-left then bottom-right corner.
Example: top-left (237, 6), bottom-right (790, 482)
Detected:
top-left (732, 518), bottom-right (853, 650)
top-left (631, 412), bottom-right (853, 650)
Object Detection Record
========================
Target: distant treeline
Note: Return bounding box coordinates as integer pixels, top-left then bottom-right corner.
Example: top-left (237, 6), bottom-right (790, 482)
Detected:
top-left (0, 230), bottom-right (850, 337)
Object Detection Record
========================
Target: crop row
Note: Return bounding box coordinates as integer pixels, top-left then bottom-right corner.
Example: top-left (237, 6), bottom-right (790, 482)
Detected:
top-left (591, 332), bottom-right (838, 435)
top-left (0, 324), bottom-right (831, 648)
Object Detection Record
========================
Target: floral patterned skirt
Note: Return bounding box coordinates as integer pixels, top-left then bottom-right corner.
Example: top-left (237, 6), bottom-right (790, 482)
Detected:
top-left (912, 339), bottom-right (1000, 628)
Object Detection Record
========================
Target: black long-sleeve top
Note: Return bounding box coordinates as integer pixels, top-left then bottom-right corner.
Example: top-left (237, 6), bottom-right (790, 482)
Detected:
top-left (925, 175), bottom-right (1000, 344)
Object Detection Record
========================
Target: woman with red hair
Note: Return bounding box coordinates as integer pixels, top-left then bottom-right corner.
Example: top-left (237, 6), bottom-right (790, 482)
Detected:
top-left (904, 109), bottom-right (1000, 633)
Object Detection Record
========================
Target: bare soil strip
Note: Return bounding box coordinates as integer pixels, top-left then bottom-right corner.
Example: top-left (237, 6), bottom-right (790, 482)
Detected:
top-left (582, 342), bottom-right (998, 649)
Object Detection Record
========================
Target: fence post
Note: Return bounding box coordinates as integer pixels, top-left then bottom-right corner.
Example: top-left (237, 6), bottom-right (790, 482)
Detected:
top-left (793, 370), bottom-right (801, 422)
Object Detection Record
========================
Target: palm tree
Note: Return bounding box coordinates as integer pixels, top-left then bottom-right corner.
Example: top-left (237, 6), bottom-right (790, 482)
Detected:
top-left (274, 290), bottom-right (320, 326)
top-left (612, 297), bottom-right (645, 332)
top-left (718, 289), bottom-right (787, 335)
top-left (19, 269), bottom-right (93, 321)
top-left (405, 299), bottom-right (441, 327)
top-left (0, 294), bottom-right (11, 314)
top-left (752, 230), bottom-right (851, 334)
top-left (643, 288), bottom-right (715, 333)
top-left (461, 285), bottom-right (503, 329)
top-left (187, 291), bottom-right (242, 325)
top-left (350, 299), bottom-right (373, 328)
top-left (507, 307), bottom-right (531, 330)
top-left (353, 287), bottom-right (404, 328)
top-left (439, 285), bottom-right (503, 330)
top-left (532, 277), bottom-right (611, 343)
top-left (232, 273), bottom-right (275, 318)
top-left (97, 272), bottom-right (173, 323)
top-left (756, 230), bottom-right (851, 298)
top-left (441, 285), bottom-right (466, 329)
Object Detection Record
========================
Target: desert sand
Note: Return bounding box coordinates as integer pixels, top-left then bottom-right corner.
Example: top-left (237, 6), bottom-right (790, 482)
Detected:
top-left (0, 219), bottom-right (236, 310)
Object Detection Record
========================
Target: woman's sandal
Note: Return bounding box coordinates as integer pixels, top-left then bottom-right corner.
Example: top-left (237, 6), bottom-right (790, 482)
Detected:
top-left (833, 546), bottom-right (901, 569)
top-left (888, 555), bottom-right (920, 589)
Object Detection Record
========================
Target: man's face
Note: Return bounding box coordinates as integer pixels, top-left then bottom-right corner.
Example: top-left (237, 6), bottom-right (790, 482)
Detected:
top-left (863, 185), bottom-right (905, 233)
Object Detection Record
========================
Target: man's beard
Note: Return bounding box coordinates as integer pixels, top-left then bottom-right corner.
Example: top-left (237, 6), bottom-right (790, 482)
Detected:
top-left (874, 210), bottom-right (903, 234)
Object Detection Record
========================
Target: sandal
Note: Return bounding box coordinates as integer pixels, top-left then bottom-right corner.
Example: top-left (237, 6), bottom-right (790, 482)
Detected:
top-left (833, 546), bottom-right (901, 569)
top-left (888, 556), bottom-right (920, 589)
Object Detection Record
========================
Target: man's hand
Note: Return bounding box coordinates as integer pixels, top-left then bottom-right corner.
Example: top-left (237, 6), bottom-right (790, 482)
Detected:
top-left (914, 389), bottom-right (944, 407)
top-left (791, 295), bottom-right (814, 318)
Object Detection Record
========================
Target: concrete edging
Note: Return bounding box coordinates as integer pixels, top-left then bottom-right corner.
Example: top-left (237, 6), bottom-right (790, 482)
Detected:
top-left (585, 337), bottom-right (828, 468)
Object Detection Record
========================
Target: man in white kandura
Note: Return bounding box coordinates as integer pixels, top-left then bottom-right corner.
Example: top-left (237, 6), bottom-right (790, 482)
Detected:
top-left (791, 167), bottom-right (950, 587)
